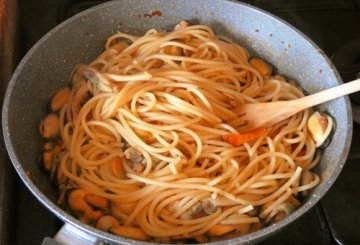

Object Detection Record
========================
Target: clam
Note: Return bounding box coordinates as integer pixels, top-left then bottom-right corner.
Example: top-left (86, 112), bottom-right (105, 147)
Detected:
top-left (200, 198), bottom-right (218, 215)
top-left (250, 221), bottom-right (264, 232)
top-left (72, 85), bottom-right (91, 116)
top-left (66, 188), bottom-right (110, 224)
top-left (55, 160), bottom-right (68, 187)
top-left (307, 111), bottom-right (334, 148)
top-left (40, 141), bottom-right (61, 173)
top-left (174, 20), bottom-right (189, 30)
top-left (50, 87), bottom-right (71, 112)
top-left (41, 150), bottom-right (54, 173)
top-left (179, 202), bottom-right (203, 220)
top-left (96, 215), bottom-right (120, 231)
top-left (50, 149), bottom-right (67, 186)
top-left (300, 170), bottom-right (314, 197)
top-left (207, 224), bottom-right (237, 237)
top-left (266, 203), bottom-right (293, 224)
top-left (96, 215), bottom-right (149, 241)
top-left (110, 226), bottom-right (149, 241)
top-left (39, 113), bottom-right (60, 139)
top-left (263, 195), bottom-right (301, 225)
top-left (250, 58), bottom-right (273, 77)
top-left (70, 64), bottom-right (87, 89)
top-left (124, 147), bottom-right (146, 173)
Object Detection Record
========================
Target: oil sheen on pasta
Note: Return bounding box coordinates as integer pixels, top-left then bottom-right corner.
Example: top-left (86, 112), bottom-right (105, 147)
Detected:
top-left (39, 21), bottom-right (327, 242)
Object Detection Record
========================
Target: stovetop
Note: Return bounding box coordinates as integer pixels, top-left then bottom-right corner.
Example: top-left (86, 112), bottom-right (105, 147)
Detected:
top-left (1, 0), bottom-right (360, 244)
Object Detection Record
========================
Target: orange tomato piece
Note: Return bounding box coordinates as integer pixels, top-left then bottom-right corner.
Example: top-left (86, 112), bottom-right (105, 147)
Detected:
top-left (223, 128), bottom-right (270, 146)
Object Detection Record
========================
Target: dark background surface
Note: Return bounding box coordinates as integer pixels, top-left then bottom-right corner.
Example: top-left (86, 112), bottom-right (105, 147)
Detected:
top-left (1, 0), bottom-right (360, 244)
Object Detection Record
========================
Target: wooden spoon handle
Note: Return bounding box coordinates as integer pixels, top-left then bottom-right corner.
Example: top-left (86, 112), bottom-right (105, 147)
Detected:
top-left (298, 78), bottom-right (360, 109)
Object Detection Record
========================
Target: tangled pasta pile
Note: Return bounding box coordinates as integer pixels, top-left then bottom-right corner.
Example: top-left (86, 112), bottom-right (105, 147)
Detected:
top-left (39, 21), bottom-right (332, 242)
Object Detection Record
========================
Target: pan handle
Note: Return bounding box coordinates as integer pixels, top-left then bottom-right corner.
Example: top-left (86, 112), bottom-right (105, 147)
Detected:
top-left (41, 223), bottom-right (100, 245)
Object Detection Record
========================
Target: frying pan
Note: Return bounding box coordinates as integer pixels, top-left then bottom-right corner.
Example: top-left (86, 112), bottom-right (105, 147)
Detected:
top-left (2, 0), bottom-right (352, 244)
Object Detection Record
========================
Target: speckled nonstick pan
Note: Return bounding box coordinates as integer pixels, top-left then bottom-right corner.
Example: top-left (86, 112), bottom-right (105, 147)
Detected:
top-left (2, 0), bottom-right (352, 244)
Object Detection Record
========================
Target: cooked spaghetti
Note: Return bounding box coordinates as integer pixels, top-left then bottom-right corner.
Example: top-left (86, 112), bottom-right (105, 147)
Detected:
top-left (39, 21), bottom-right (331, 242)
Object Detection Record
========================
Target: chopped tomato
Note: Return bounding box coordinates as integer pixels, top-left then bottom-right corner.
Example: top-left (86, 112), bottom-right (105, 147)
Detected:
top-left (86, 111), bottom-right (93, 121)
top-left (291, 142), bottom-right (299, 151)
top-left (223, 128), bottom-right (270, 146)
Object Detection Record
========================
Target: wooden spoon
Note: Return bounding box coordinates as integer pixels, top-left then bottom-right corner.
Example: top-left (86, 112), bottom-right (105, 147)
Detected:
top-left (233, 78), bottom-right (360, 131)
